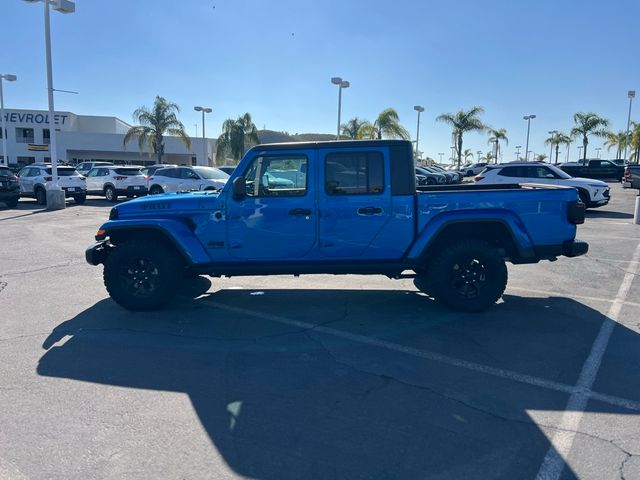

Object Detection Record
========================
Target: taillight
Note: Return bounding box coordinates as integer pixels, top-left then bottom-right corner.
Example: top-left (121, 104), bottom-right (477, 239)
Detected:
top-left (474, 175), bottom-right (484, 182)
top-left (567, 201), bottom-right (585, 225)
top-left (44, 176), bottom-right (52, 182)
top-left (12, 175), bottom-right (19, 183)
top-left (113, 176), bottom-right (126, 180)
top-left (624, 168), bottom-right (632, 179)
top-left (79, 175), bottom-right (86, 180)
top-left (147, 176), bottom-right (154, 181)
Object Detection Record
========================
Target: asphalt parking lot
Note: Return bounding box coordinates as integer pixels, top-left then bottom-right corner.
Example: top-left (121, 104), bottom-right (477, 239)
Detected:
top-left (1, 186), bottom-right (640, 480)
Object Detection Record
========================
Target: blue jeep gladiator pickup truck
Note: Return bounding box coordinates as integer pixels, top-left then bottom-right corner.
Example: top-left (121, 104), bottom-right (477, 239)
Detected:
top-left (86, 140), bottom-right (588, 312)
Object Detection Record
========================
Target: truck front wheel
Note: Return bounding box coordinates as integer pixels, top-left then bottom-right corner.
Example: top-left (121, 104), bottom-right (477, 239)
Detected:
top-left (103, 240), bottom-right (182, 311)
top-left (428, 240), bottom-right (507, 312)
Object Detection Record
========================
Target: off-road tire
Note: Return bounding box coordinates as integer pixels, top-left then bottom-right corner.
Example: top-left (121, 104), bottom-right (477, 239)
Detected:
top-left (103, 240), bottom-right (182, 311)
top-left (6, 197), bottom-right (19, 208)
top-left (105, 185), bottom-right (117, 202)
top-left (428, 240), bottom-right (507, 312)
top-left (149, 185), bottom-right (163, 195)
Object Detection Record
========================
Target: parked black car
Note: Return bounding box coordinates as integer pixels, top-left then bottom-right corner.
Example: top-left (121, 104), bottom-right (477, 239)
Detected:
top-left (622, 165), bottom-right (640, 189)
top-left (559, 159), bottom-right (624, 180)
top-left (0, 166), bottom-right (20, 208)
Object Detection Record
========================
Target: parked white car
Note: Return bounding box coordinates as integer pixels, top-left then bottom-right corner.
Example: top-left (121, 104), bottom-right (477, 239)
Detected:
top-left (75, 161), bottom-right (114, 176)
top-left (147, 166), bottom-right (229, 194)
top-left (474, 162), bottom-right (610, 208)
top-left (459, 162), bottom-right (489, 176)
top-left (17, 164), bottom-right (87, 205)
top-left (85, 166), bottom-right (148, 202)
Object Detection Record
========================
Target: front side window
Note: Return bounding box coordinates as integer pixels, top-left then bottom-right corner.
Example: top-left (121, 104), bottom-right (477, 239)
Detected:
top-left (181, 168), bottom-right (200, 180)
top-left (243, 155), bottom-right (307, 197)
top-left (325, 151), bottom-right (384, 195)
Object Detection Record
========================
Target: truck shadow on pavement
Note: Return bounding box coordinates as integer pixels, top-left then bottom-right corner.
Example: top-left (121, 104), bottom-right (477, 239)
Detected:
top-left (37, 286), bottom-right (639, 479)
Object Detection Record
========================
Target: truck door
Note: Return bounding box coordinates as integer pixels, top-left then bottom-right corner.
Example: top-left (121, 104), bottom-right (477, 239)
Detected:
top-left (318, 148), bottom-right (392, 258)
top-left (226, 149), bottom-right (316, 259)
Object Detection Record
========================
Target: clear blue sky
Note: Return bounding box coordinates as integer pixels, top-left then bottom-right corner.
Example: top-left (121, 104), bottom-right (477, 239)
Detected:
top-left (1, 0), bottom-right (638, 162)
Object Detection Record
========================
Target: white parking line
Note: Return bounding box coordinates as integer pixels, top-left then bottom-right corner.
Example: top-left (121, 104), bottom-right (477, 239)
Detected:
top-left (534, 240), bottom-right (640, 480)
top-left (201, 298), bottom-right (640, 413)
top-left (506, 286), bottom-right (640, 309)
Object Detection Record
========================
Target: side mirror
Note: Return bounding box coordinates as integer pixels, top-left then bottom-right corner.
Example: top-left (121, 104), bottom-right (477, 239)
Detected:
top-left (232, 176), bottom-right (246, 200)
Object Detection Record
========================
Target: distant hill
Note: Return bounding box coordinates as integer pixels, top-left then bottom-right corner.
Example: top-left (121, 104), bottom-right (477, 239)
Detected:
top-left (257, 129), bottom-right (337, 144)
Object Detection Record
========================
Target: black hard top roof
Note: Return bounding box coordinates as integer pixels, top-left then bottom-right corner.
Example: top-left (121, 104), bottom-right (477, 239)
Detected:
top-left (249, 139), bottom-right (412, 152)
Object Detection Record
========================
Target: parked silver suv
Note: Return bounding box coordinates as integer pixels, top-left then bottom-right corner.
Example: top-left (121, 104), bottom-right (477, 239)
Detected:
top-left (17, 164), bottom-right (87, 205)
top-left (148, 166), bottom-right (229, 194)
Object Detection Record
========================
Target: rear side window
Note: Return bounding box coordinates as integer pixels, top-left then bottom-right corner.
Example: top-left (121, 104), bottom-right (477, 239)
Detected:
top-left (325, 151), bottom-right (384, 195)
top-left (497, 166), bottom-right (523, 178)
top-left (0, 168), bottom-right (12, 177)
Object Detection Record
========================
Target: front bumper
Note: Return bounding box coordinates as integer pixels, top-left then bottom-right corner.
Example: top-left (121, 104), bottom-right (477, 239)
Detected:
top-left (85, 240), bottom-right (109, 265)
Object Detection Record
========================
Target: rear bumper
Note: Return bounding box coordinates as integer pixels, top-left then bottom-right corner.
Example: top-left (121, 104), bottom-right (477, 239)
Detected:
top-left (0, 189), bottom-right (20, 200)
top-left (534, 239), bottom-right (589, 260)
top-left (62, 187), bottom-right (86, 197)
top-left (85, 240), bottom-right (109, 265)
top-left (116, 186), bottom-right (147, 195)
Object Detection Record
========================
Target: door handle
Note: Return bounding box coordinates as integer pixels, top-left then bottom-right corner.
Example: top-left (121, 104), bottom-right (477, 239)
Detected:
top-left (289, 208), bottom-right (312, 216)
top-left (357, 206), bottom-right (383, 215)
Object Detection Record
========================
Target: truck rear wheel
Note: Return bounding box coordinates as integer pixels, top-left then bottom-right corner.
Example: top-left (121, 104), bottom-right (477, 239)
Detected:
top-left (428, 240), bottom-right (507, 312)
top-left (103, 240), bottom-right (182, 311)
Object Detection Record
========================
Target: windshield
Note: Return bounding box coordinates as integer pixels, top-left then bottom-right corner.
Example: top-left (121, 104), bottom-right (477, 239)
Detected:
top-left (194, 167), bottom-right (229, 180)
top-left (547, 164), bottom-right (572, 179)
top-left (45, 167), bottom-right (80, 177)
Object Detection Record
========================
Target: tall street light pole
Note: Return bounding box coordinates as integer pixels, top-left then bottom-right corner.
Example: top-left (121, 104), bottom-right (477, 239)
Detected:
top-left (624, 90), bottom-right (635, 160)
top-left (331, 77), bottom-right (349, 140)
top-left (595, 147), bottom-right (602, 159)
top-left (515, 145), bottom-right (521, 160)
top-left (194, 106), bottom-right (212, 166)
top-left (523, 114), bottom-right (536, 161)
top-left (577, 145), bottom-right (583, 161)
top-left (548, 130), bottom-right (557, 164)
top-left (0, 74), bottom-right (17, 167)
top-left (413, 105), bottom-right (424, 159)
top-left (24, 0), bottom-right (75, 210)
top-left (438, 152), bottom-right (444, 163)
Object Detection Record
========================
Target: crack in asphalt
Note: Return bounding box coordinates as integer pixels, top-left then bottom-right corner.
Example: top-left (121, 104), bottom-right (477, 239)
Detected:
top-left (0, 260), bottom-right (85, 278)
top-left (303, 330), bottom-right (640, 461)
top-left (0, 281), bottom-right (6, 295)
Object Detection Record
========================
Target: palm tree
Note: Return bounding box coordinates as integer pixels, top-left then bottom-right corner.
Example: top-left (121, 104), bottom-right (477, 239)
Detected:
top-left (215, 113), bottom-right (259, 163)
top-left (340, 117), bottom-right (369, 140)
top-left (630, 122), bottom-right (640, 163)
top-left (373, 108), bottom-right (410, 140)
top-left (535, 153), bottom-right (548, 162)
top-left (486, 128), bottom-right (508, 163)
top-left (356, 122), bottom-right (378, 140)
top-left (436, 107), bottom-right (486, 169)
top-left (463, 149), bottom-right (474, 162)
top-left (123, 96), bottom-right (191, 164)
top-left (544, 131), bottom-right (571, 164)
top-left (570, 112), bottom-right (610, 161)
top-left (604, 130), bottom-right (631, 159)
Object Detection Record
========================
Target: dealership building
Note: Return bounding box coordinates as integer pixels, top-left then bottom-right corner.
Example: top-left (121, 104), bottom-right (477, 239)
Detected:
top-left (0, 109), bottom-right (216, 169)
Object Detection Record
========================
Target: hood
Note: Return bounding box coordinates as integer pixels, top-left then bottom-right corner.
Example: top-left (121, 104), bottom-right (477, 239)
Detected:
top-left (111, 191), bottom-right (221, 218)
top-left (570, 177), bottom-right (608, 186)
